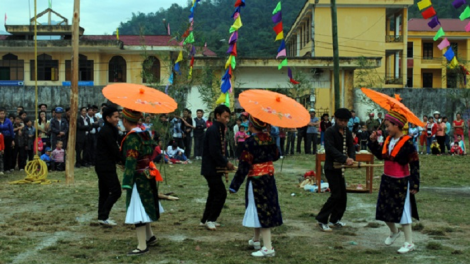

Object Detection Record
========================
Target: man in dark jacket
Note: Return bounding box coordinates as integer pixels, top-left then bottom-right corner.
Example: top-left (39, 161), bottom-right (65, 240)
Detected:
top-left (95, 106), bottom-right (123, 226)
top-left (200, 105), bottom-right (235, 230)
top-left (316, 108), bottom-right (356, 232)
top-left (50, 107), bottom-right (69, 150)
top-left (193, 109), bottom-right (207, 160)
top-left (84, 107), bottom-right (100, 166)
top-left (76, 107), bottom-right (90, 168)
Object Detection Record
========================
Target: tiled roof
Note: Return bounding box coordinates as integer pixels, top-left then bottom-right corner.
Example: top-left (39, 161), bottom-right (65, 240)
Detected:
top-left (408, 18), bottom-right (469, 32)
top-left (81, 35), bottom-right (179, 46)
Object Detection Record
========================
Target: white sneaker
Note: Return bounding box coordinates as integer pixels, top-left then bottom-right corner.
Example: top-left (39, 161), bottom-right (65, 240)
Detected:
top-left (199, 221), bottom-right (221, 227)
top-left (98, 219), bottom-right (117, 226)
top-left (280, 156), bottom-right (284, 159)
top-left (19, 169), bottom-right (24, 172)
top-left (187, 160), bottom-right (192, 164)
top-left (329, 221), bottom-right (346, 227)
top-left (252, 247), bottom-right (275, 257)
top-left (206, 221), bottom-right (216, 231)
top-left (397, 242), bottom-right (415, 254)
top-left (248, 239), bottom-right (261, 250)
top-left (384, 231), bottom-right (401, 246)
top-left (318, 222), bottom-right (332, 232)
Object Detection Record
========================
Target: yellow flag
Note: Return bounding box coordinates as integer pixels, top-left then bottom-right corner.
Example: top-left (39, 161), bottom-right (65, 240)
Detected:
top-left (176, 51), bottom-right (183, 63)
top-left (229, 17), bottom-right (243, 33)
top-left (275, 31), bottom-right (284, 41)
top-left (216, 93), bottom-right (226, 105)
top-left (188, 66), bottom-right (193, 80)
top-left (225, 55), bottom-right (232, 69)
top-left (116, 28), bottom-right (119, 40)
top-left (417, 0), bottom-right (432, 11)
top-left (449, 57), bottom-right (459, 69)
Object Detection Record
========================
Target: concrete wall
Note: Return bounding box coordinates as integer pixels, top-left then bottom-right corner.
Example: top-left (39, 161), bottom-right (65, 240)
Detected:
top-left (354, 88), bottom-right (470, 123)
top-left (0, 86), bottom-right (106, 114)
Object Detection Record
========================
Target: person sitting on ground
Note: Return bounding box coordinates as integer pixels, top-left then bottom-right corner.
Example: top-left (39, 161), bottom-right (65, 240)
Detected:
top-left (166, 140), bottom-right (188, 164)
top-left (456, 135), bottom-right (466, 154)
top-left (151, 139), bottom-right (171, 164)
top-left (430, 139), bottom-right (441, 155)
top-left (450, 142), bottom-right (464, 156)
top-left (51, 141), bottom-right (65, 171)
top-left (352, 132), bottom-right (359, 151)
top-left (40, 147), bottom-right (52, 170)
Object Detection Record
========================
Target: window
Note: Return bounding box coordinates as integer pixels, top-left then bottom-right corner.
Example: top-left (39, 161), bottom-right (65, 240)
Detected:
top-left (30, 54), bottom-right (59, 81)
top-left (447, 72), bottom-right (458, 88)
top-left (423, 43), bottom-right (433, 59)
top-left (65, 54), bottom-right (94, 81)
top-left (142, 56), bottom-right (161, 83)
top-left (423, 73), bottom-right (433, 88)
top-left (407, 42), bottom-right (413, 58)
top-left (0, 53), bottom-right (24, 81)
top-left (108, 56), bottom-right (126, 82)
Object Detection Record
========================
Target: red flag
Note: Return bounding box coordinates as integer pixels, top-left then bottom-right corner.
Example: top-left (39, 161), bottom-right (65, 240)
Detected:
top-left (421, 7), bottom-right (436, 19)
top-left (273, 22), bottom-right (283, 34)
top-left (182, 28), bottom-right (190, 38)
top-left (290, 78), bottom-right (300, 85)
top-left (234, 0), bottom-right (245, 7)
top-left (190, 57), bottom-right (195, 67)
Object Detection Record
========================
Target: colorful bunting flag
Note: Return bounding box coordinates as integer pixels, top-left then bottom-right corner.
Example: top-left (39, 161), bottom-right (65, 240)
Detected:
top-left (272, 12), bottom-right (282, 24)
top-left (437, 37), bottom-right (450, 50)
top-left (452, 0), bottom-right (467, 9)
top-left (444, 47), bottom-right (455, 62)
top-left (449, 57), bottom-right (459, 69)
top-left (229, 31), bottom-right (238, 44)
top-left (272, 2), bottom-right (282, 14)
top-left (278, 58), bottom-right (288, 70)
top-left (227, 42), bottom-right (237, 56)
top-left (275, 31), bottom-right (284, 41)
top-left (231, 55), bottom-right (237, 69)
top-left (216, 93), bottom-right (226, 105)
top-left (459, 6), bottom-right (470, 20)
top-left (273, 22), bottom-right (283, 34)
top-left (428, 16), bottom-right (440, 29)
top-left (433, 27), bottom-right (445, 41)
top-left (184, 32), bottom-right (195, 44)
top-left (276, 49), bottom-right (286, 59)
top-left (417, 0), bottom-right (432, 11)
top-left (225, 93), bottom-right (230, 107)
top-left (174, 63), bottom-right (181, 75)
top-left (234, 0), bottom-right (245, 7)
top-left (278, 40), bottom-right (286, 52)
top-left (466, 21), bottom-right (470, 32)
top-left (188, 67), bottom-right (193, 80)
top-left (116, 28), bottom-right (119, 40)
top-left (176, 51), bottom-right (183, 63)
top-left (421, 7), bottom-right (436, 19)
top-left (229, 17), bottom-right (243, 33)
top-left (165, 84), bottom-right (170, 94)
top-left (288, 68), bottom-right (300, 85)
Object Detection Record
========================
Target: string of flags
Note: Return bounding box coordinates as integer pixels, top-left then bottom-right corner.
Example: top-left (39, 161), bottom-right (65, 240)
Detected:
top-left (217, 0), bottom-right (246, 107)
top-left (272, 1), bottom-right (299, 85)
top-left (417, 0), bottom-right (469, 85)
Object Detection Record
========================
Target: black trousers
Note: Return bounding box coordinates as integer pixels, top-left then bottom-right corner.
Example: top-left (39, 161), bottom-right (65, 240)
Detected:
top-left (436, 135), bottom-right (446, 154)
top-left (75, 140), bottom-right (86, 166)
top-left (286, 132), bottom-right (295, 155)
top-left (306, 133), bottom-right (318, 154)
top-left (26, 149), bottom-right (34, 162)
top-left (96, 169), bottom-right (122, 221)
top-left (194, 133), bottom-right (204, 157)
top-left (174, 137), bottom-right (184, 149)
top-left (3, 136), bottom-right (13, 171)
top-left (201, 174), bottom-right (227, 223)
top-left (280, 137), bottom-right (286, 156)
top-left (296, 132), bottom-right (306, 154)
top-left (84, 134), bottom-right (97, 165)
top-left (17, 147), bottom-right (27, 170)
top-left (183, 134), bottom-right (192, 158)
top-left (316, 169), bottom-right (347, 224)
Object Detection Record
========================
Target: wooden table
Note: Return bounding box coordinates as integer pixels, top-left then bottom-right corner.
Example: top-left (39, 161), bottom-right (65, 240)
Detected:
top-left (315, 153), bottom-right (375, 193)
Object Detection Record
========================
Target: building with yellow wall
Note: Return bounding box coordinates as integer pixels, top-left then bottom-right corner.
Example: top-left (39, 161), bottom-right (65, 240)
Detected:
top-left (408, 19), bottom-right (470, 89)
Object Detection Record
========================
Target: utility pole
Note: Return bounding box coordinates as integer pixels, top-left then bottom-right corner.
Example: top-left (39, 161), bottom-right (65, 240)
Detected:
top-left (66, 0), bottom-right (80, 184)
top-left (330, 0), bottom-right (340, 111)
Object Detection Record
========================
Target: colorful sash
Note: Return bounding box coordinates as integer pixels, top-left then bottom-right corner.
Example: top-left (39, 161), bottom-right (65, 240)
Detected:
top-left (248, 161), bottom-right (274, 177)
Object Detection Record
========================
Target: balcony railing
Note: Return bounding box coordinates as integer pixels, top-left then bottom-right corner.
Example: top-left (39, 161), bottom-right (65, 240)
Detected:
top-left (421, 57), bottom-right (443, 64)
top-left (385, 76), bottom-right (404, 85)
top-left (386, 35), bottom-right (403, 42)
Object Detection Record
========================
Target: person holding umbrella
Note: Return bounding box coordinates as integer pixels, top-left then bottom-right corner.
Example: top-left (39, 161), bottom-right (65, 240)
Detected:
top-left (229, 116), bottom-right (281, 257)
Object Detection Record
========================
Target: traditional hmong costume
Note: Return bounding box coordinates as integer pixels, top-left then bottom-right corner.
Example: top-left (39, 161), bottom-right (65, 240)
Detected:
top-left (229, 132), bottom-right (282, 228)
top-left (121, 127), bottom-right (161, 224)
top-left (368, 113), bottom-right (420, 224)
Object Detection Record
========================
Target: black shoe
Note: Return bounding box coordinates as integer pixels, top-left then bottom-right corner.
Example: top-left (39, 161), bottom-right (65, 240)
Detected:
top-left (127, 247), bottom-right (148, 256)
top-left (146, 236), bottom-right (157, 246)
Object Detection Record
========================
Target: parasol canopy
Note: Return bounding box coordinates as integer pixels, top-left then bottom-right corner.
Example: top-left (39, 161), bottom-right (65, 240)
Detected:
top-left (361, 88), bottom-right (425, 127)
top-left (238, 89), bottom-right (310, 128)
top-left (102, 83), bottom-right (177, 114)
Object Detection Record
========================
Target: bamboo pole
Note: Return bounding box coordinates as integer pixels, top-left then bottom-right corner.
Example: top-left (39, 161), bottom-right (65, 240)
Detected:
top-left (330, 0), bottom-right (340, 112)
top-left (66, 0), bottom-right (80, 184)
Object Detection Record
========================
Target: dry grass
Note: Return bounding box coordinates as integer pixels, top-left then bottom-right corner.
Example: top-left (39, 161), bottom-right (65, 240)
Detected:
top-left (0, 153), bottom-right (469, 264)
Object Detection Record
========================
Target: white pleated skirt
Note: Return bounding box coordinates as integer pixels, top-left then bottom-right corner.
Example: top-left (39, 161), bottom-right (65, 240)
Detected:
top-left (399, 182), bottom-right (412, 225)
top-left (125, 184), bottom-right (164, 224)
top-left (242, 181), bottom-right (262, 228)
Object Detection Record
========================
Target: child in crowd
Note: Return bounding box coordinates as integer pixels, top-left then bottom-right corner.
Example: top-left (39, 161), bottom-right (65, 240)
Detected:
top-left (357, 124), bottom-right (370, 150)
top-left (430, 139), bottom-right (441, 155)
top-left (14, 116), bottom-right (26, 171)
top-left (450, 142), bottom-right (464, 156)
top-left (352, 132), bottom-right (359, 151)
top-left (40, 147), bottom-right (52, 170)
top-left (151, 139), bottom-right (170, 164)
top-left (23, 118), bottom-right (36, 163)
top-left (51, 141), bottom-right (65, 171)
top-left (166, 140), bottom-right (188, 164)
top-left (0, 132), bottom-right (4, 175)
top-left (235, 125), bottom-right (250, 158)
top-left (456, 135), bottom-right (466, 154)
top-left (408, 123), bottom-right (420, 151)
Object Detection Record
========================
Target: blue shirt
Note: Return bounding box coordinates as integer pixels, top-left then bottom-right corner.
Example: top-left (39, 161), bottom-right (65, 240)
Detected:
top-left (348, 117), bottom-right (360, 131)
top-left (40, 153), bottom-right (51, 162)
top-left (445, 122), bottom-right (451, 134)
top-left (0, 118), bottom-right (14, 138)
top-left (307, 117), bottom-right (319, 134)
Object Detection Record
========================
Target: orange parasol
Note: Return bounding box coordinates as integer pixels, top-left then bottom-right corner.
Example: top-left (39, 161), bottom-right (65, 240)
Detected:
top-left (361, 88), bottom-right (425, 127)
top-left (102, 83), bottom-right (177, 114)
top-left (238, 89), bottom-right (310, 128)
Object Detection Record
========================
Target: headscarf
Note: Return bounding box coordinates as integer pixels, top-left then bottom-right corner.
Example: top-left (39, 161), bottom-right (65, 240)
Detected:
top-left (122, 108), bottom-right (142, 123)
top-left (248, 115), bottom-right (267, 130)
top-left (385, 111), bottom-right (407, 127)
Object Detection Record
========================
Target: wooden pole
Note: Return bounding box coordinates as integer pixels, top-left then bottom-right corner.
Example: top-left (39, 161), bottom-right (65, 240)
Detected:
top-left (330, 0), bottom-right (341, 111)
top-left (66, 0), bottom-right (80, 184)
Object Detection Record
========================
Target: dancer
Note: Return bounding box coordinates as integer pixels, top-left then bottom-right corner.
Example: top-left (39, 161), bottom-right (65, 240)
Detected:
top-left (229, 116), bottom-right (281, 257)
top-left (95, 106), bottom-right (123, 226)
top-left (200, 105), bottom-right (235, 230)
top-left (121, 108), bottom-right (160, 256)
top-left (368, 111), bottom-right (420, 254)
top-left (315, 108), bottom-right (355, 232)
